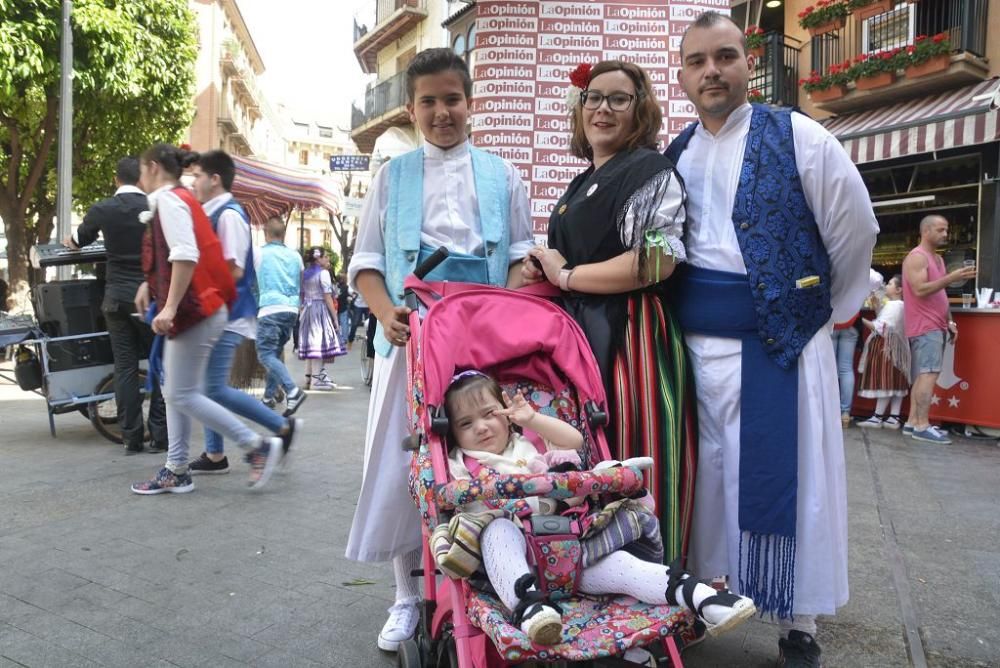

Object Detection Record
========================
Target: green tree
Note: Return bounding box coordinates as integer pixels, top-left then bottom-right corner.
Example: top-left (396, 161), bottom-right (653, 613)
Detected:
top-left (0, 0), bottom-right (197, 290)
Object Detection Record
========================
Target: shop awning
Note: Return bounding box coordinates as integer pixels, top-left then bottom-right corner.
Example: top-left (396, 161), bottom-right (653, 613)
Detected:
top-left (823, 79), bottom-right (1000, 165)
top-left (231, 156), bottom-right (342, 226)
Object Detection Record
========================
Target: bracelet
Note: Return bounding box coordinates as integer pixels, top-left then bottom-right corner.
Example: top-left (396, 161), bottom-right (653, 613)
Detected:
top-left (559, 267), bottom-right (575, 291)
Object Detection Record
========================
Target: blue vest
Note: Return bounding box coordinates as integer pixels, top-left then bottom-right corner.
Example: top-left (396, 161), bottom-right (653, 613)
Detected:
top-left (209, 198), bottom-right (258, 321)
top-left (376, 145), bottom-right (511, 357)
top-left (665, 104), bottom-right (832, 370)
top-left (257, 242), bottom-right (301, 311)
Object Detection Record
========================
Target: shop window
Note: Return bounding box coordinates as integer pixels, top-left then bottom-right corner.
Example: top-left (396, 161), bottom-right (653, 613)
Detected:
top-left (299, 149), bottom-right (309, 165)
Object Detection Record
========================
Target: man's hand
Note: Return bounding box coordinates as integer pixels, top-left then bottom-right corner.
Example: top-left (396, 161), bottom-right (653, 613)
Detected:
top-left (949, 264), bottom-right (976, 282)
top-left (134, 282), bottom-right (151, 316)
top-left (62, 235), bottom-right (79, 250)
top-left (378, 304), bottom-right (412, 347)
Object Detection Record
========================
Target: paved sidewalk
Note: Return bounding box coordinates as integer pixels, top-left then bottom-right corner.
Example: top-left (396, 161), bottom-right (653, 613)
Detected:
top-left (0, 348), bottom-right (997, 667)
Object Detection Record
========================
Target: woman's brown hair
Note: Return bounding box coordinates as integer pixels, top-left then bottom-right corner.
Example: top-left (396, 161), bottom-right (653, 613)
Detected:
top-left (568, 60), bottom-right (663, 162)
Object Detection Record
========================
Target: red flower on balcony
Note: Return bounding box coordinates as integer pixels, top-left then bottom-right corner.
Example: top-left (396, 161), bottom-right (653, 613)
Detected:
top-left (745, 25), bottom-right (767, 50)
top-left (798, 0), bottom-right (849, 30)
top-left (907, 31), bottom-right (952, 65)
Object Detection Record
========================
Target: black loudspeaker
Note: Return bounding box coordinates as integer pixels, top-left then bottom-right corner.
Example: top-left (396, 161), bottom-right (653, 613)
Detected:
top-left (45, 334), bottom-right (115, 372)
top-left (33, 280), bottom-right (105, 337)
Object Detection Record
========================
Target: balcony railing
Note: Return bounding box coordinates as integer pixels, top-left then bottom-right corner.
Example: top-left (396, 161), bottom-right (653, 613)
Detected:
top-left (352, 71), bottom-right (408, 131)
top-left (353, 0), bottom-right (427, 73)
top-left (811, 0), bottom-right (988, 76)
top-left (749, 32), bottom-right (801, 108)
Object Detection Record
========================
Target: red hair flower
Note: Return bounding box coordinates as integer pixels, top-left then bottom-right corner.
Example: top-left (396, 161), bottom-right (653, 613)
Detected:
top-left (179, 143), bottom-right (192, 151)
top-left (569, 63), bottom-right (592, 89)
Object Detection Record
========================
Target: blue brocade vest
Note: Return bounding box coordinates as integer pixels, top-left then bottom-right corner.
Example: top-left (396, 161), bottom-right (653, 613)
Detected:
top-left (665, 104), bottom-right (832, 370)
top-left (209, 198), bottom-right (258, 322)
top-left (376, 146), bottom-right (511, 357)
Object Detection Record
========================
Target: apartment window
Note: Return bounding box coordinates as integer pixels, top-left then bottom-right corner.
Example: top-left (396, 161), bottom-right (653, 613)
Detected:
top-left (299, 149), bottom-right (309, 165)
top-left (303, 229), bottom-right (313, 247)
top-left (294, 121), bottom-right (309, 135)
top-left (862, 4), bottom-right (915, 54)
top-left (318, 125), bottom-right (333, 138)
top-left (322, 229), bottom-right (333, 247)
top-left (453, 33), bottom-right (466, 59)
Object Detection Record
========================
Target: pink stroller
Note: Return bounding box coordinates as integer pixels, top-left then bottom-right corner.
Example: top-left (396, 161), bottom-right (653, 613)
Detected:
top-left (396, 257), bottom-right (698, 667)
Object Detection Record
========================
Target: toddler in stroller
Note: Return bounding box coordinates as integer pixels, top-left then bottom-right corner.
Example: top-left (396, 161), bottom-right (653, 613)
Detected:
top-left (439, 370), bottom-right (756, 648)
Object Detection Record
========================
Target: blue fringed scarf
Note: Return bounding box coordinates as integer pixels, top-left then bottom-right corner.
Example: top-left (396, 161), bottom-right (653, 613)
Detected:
top-left (673, 265), bottom-right (797, 619)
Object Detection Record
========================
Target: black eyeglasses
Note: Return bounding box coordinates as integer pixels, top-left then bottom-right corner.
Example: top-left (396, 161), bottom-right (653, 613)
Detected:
top-left (580, 91), bottom-right (639, 111)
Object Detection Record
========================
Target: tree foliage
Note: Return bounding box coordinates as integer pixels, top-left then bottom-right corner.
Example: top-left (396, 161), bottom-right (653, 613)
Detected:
top-left (0, 0), bottom-right (198, 289)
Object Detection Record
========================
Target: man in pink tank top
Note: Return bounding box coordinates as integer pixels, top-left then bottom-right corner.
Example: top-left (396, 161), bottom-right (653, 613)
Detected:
top-left (901, 215), bottom-right (976, 444)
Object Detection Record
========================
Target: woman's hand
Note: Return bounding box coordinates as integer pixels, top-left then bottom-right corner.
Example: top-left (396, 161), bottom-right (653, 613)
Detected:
top-left (527, 247), bottom-right (567, 286)
top-left (519, 256), bottom-right (545, 286)
top-left (497, 389), bottom-right (536, 427)
top-left (378, 304), bottom-right (412, 347)
top-left (151, 304), bottom-right (176, 336)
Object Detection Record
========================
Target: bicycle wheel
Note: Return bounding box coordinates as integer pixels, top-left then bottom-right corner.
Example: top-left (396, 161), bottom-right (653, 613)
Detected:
top-left (88, 371), bottom-right (151, 444)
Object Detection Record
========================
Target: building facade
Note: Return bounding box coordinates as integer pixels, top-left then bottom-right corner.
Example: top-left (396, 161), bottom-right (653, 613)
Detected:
top-left (349, 0), bottom-right (459, 155)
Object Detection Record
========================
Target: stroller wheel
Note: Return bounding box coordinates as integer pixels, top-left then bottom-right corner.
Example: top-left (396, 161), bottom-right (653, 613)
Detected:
top-left (397, 638), bottom-right (422, 668)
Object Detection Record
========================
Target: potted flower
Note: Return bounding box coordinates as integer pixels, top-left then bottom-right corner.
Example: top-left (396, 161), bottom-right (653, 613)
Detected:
top-left (848, 0), bottom-right (893, 21)
top-left (798, 1), bottom-right (850, 36)
top-left (748, 89), bottom-right (767, 103)
top-left (848, 47), bottom-right (904, 90)
top-left (745, 26), bottom-right (767, 58)
top-left (799, 60), bottom-right (852, 102)
top-left (904, 32), bottom-right (953, 78)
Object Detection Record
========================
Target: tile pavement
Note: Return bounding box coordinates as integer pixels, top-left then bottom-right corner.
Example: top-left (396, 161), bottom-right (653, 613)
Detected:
top-left (0, 346), bottom-right (997, 667)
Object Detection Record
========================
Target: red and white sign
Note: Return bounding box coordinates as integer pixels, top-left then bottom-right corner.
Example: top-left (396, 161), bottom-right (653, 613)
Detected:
top-left (470, 0), bottom-right (729, 233)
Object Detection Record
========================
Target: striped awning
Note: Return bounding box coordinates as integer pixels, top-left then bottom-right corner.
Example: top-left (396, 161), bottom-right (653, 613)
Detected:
top-left (823, 79), bottom-right (1000, 165)
top-left (231, 155), bottom-right (342, 226)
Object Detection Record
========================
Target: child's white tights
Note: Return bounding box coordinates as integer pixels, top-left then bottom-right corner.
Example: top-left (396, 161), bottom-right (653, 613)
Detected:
top-left (481, 518), bottom-right (730, 621)
top-left (875, 395), bottom-right (904, 417)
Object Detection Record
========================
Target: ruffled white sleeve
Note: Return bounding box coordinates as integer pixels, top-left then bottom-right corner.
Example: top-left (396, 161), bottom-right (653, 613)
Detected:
top-left (619, 168), bottom-right (687, 263)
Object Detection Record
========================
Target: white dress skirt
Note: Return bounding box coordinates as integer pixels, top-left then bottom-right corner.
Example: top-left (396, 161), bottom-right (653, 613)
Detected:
top-left (685, 327), bottom-right (850, 616)
top-left (345, 346), bottom-right (423, 562)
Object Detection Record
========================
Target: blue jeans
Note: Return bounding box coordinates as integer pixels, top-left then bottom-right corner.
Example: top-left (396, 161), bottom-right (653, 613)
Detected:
top-left (204, 329), bottom-right (285, 455)
top-left (830, 326), bottom-right (859, 414)
top-left (256, 311), bottom-right (298, 399)
top-left (338, 310), bottom-right (350, 338)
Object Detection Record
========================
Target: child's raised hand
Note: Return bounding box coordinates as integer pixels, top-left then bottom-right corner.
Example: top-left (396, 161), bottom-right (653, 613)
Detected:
top-left (497, 389), bottom-right (535, 427)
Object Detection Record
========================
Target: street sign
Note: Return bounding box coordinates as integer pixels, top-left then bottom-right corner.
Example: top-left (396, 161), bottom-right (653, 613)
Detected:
top-left (343, 197), bottom-right (364, 218)
top-left (329, 155), bottom-right (371, 172)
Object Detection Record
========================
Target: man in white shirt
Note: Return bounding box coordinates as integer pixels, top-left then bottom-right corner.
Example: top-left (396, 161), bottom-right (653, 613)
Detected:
top-left (668, 12), bottom-right (878, 666)
top-left (186, 151), bottom-right (301, 475)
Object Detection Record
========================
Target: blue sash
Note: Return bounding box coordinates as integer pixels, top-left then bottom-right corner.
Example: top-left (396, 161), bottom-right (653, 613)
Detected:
top-left (416, 243), bottom-right (488, 284)
top-left (673, 265), bottom-right (797, 619)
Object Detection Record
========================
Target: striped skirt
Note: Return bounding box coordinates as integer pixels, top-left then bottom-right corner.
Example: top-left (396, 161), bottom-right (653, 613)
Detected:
top-left (610, 293), bottom-right (697, 564)
top-left (858, 334), bottom-right (909, 398)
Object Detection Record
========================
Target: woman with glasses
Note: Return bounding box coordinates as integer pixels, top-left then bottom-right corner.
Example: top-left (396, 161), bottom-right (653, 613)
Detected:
top-left (523, 60), bottom-right (695, 562)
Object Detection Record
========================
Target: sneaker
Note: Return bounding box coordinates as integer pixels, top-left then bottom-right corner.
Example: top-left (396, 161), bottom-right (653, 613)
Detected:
top-left (840, 412), bottom-right (850, 428)
top-left (280, 418), bottom-right (302, 460)
top-left (519, 602), bottom-right (563, 645)
top-left (903, 423), bottom-right (915, 437)
top-left (188, 453), bottom-right (230, 475)
top-left (857, 416), bottom-right (883, 429)
top-left (911, 426), bottom-right (952, 444)
top-left (147, 441), bottom-right (168, 453)
top-left (778, 630), bottom-right (822, 667)
top-left (124, 444), bottom-right (144, 456)
top-left (377, 597), bottom-right (420, 652)
top-left (131, 467), bottom-right (194, 495)
top-left (311, 379), bottom-right (337, 391)
top-left (245, 438), bottom-right (282, 488)
top-left (261, 396), bottom-right (277, 410)
top-left (882, 416), bottom-right (902, 430)
top-left (283, 387), bottom-right (307, 417)
top-left (274, 386), bottom-right (286, 404)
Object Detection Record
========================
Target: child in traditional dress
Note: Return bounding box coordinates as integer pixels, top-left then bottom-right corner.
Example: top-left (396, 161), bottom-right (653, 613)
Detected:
top-left (297, 247), bottom-right (345, 390)
top-left (857, 275), bottom-right (911, 428)
top-left (345, 48), bottom-right (535, 652)
top-left (443, 371), bottom-right (756, 646)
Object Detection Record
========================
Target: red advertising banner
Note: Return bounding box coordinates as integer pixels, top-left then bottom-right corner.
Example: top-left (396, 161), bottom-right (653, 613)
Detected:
top-left (470, 0), bottom-right (729, 233)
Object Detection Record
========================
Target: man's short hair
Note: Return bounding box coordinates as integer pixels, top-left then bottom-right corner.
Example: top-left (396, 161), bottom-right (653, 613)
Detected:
top-left (680, 10), bottom-right (747, 58)
top-left (190, 150), bottom-right (236, 191)
top-left (265, 216), bottom-right (286, 239)
top-left (919, 214), bottom-right (947, 234)
top-left (115, 157), bottom-right (140, 186)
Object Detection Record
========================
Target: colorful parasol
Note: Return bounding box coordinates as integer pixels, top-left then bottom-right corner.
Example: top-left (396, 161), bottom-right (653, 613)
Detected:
top-left (230, 155), bottom-right (342, 225)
